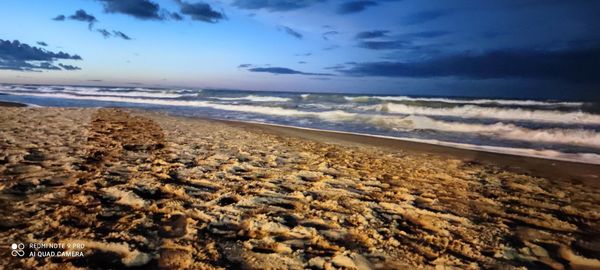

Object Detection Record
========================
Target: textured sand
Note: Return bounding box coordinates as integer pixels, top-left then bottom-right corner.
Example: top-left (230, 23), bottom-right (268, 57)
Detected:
top-left (1, 107), bottom-right (599, 269)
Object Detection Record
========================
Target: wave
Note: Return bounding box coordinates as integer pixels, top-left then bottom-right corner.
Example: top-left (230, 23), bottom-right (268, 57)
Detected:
top-left (67, 91), bottom-right (190, 99)
top-left (2, 86), bottom-right (192, 99)
top-left (346, 95), bottom-right (584, 107)
top-left (212, 95), bottom-right (291, 102)
top-left (362, 103), bottom-right (600, 125)
top-left (6, 92), bottom-right (599, 149)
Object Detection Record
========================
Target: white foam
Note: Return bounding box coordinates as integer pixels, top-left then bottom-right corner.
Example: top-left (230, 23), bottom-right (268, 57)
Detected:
top-left (3, 86), bottom-right (193, 99)
top-left (346, 95), bottom-right (584, 107)
top-left (361, 103), bottom-right (600, 125)
top-left (213, 95), bottom-right (291, 102)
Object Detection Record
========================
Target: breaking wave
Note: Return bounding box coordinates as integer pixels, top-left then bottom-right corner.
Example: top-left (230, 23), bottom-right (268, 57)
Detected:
top-left (213, 95), bottom-right (291, 102)
top-left (345, 95), bottom-right (584, 107)
top-left (362, 103), bottom-right (600, 125)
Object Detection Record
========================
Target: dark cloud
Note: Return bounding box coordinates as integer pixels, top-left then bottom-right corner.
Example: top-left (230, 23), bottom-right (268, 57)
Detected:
top-left (0, 39), bottom-right (82, 71)
top-left (337, 1), bottom-right (377, 14)
top-left (52, 15), bottom-right (65, 21)
top-left (402, 10), bottom-right (448, 25)
top-left (69, 9), bottom-right (98, 28)
top-left (232, 0), bottom-right (324, 12)
top-left (280, 26), bottom-right (302, 39)
top-left (238, 64), bottom-right (253, 68)
top-left (322, 31), bottom-right (338, 40)
top-left (59, 63), bottom-right (81, 70)
top-left (113, 31), bottom-right (132, 40)
top-left (246, 67), bottom-right (331, 76)
top-left (178, 1), bottom-right (225, 23)
top-left (97, 29), bottom-right (111, 38)
top-left (337, 47), bottom-right (600, 83)
top-left (355, 30), bottom-right (389, 39)
top-left (96, 0), bottom-right (162, 20)
top-left (37, 42), bottom-right (48, 47)
top-left (298, 61), bottom-right (307, 64)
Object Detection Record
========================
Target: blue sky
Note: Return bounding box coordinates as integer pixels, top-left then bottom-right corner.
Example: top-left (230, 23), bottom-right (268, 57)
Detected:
top-left (0, 0), bottom-right (599, 99)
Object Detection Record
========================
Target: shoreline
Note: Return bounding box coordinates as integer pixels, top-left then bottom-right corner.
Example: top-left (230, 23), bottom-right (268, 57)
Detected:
top-left (213, 117), bottom-right (600, 186)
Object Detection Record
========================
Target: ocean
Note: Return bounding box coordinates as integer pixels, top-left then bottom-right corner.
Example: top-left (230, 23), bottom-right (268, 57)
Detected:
top-left (1, 83), bottom-right (599, 164)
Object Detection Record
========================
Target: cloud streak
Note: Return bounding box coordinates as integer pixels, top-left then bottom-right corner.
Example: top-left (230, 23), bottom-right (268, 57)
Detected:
top-left (280, 26), bottom-right (303, 39)
top-left (232, 0), bottom-right (324, 12)
top-left (355, 30), bottom-right (389, 39)
top-left (246, 66), bottom-right (331, 76)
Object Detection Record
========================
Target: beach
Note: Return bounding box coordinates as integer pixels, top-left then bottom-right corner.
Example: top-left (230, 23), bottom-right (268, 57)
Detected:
top-left (1, 106), bottom-right (600, 269)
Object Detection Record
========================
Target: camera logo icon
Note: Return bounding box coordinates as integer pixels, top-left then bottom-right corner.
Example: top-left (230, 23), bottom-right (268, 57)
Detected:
top-left (11, 243), bottom-right (25, 257)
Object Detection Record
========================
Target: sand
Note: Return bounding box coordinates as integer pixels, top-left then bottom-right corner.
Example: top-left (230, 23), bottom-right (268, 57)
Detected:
top-left (1, 107), bottom-right (599, 270)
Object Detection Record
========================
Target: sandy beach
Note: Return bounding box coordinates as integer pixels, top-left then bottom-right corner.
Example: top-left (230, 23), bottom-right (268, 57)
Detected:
top-left (1, 106), bottom-right (600, 269)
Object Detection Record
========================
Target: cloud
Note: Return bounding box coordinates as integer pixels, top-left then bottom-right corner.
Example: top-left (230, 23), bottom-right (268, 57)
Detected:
top-left (402, 10), bottom-right (448, 25)
top-left (69, 9), bottom-right (97, 23)
top-left (96, 0), bottom-right (163, 20)
top-left (355, 30), bottom-right (389, 39)
top-left (405, 30), bottom-right (449, 38)
top-left (54, 10), bottom-right (98, 28)
top-left (96, 29), bottom-right (132, 40)
top-left (37, 41), bottom-right (48, 47)
top-left (298, 61), bottom-right (307, 64)
top-left (113, 31), bottom-right (132, 40)
top-left (238, 63), bottom-right (253, 68)
top-left (247, 66), bottom-right (331, 76)
top-left (337, 0), bottom-right (377, 14)
top-left (280, 26), bottom-right (302, 39)
top-left (178, 1), bottom-right (225, 23)
top-left (0, 39), bottom-right (82, 71)
top-left (170, 12), bottom-right (184, 20)
top-left (97, 29), bottom-right (111, 38)
top-left (323, 45), bottom-right (340, 50)
top-left (358, 40), bottom-right (409, 50)
top-left (232, 0), bottom-right (324, 12)
top-left (322, 31), bottom-right (338, 40)
top-left (295, 52), bottom-right (312, 56)
top-left (59, 63), bottom-right (81, 70)
top-left (337, 47), bottom-right (600, 83)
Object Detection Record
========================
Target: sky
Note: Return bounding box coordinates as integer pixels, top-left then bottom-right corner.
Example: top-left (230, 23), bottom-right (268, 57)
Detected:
top-left (0, 0), bottom-right (599, 100)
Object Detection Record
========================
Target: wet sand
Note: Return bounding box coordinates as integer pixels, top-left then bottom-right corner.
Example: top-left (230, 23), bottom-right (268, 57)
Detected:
top-left (0, 100), bottom-right (27, 107)
top-left (1, 107), bottom-right (599, 269)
